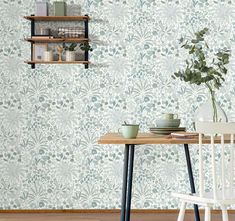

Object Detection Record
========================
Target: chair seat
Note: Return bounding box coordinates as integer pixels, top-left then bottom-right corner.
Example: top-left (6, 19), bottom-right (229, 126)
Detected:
top-left (173, 189), bottom-right (235, 206)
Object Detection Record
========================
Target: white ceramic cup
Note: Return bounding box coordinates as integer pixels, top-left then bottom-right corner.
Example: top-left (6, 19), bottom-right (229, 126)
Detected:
top-left (66, 51), bottom-right (75, 61)
top-left (43, 51), bottom-right (53, 61)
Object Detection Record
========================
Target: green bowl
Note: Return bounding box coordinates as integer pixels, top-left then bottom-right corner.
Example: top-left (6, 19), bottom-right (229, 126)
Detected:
top-left (156, 119), bottom-right (181, 128)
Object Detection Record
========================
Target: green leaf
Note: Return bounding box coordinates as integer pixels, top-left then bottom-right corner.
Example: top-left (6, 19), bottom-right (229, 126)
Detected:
top-left (223, 58), bottom-right (229, 64)
top-left (191, 39), bottom-right (199, 44)
top-left (184, 45), bottom-right (191, 49)
top-left (189, 45), bottom-right (195, 54)
top-left (216, 52), bottom-right (223, 57)
top-left (197, 37), bottom-right (204, 41)
top-left (221, 67), bottom-right (227, 74)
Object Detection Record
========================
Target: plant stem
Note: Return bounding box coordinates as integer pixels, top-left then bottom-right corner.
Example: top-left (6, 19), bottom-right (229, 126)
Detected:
top-left (205, 83), bottom-right (218, 122)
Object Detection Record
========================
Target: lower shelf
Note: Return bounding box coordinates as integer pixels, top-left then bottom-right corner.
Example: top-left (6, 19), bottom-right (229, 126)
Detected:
top-left (25, 60), bottom-right (89, 69)
top-left (25, 61), bottom-right (89, 64)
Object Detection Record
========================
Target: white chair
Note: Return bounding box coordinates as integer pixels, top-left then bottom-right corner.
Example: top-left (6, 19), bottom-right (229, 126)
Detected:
top-left (173, 122), bottom-right (235, 221)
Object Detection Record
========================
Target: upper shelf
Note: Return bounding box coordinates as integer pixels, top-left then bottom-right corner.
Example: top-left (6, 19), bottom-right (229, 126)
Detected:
top-left (25, 37), bottom-right (89, 43)
top-left (24, 16), bottom-right (90, 21)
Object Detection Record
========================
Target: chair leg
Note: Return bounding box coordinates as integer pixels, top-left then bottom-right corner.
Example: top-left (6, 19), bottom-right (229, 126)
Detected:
top-left (205, 206), bottom-right (211, 221)
top-left (177, 201), bottom-right (187, 221)
top-left (221, 205), bottom-right (229, 221)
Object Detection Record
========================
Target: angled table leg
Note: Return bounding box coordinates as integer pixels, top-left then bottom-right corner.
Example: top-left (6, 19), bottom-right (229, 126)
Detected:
top-left (120, 144), bottom-right (135, 221)
top-left (120, 144), bottom-right (130, 221)
top-left (184, 144), bottom-right (200, 221)
top-left (125, 145), bottom-right (135, 221)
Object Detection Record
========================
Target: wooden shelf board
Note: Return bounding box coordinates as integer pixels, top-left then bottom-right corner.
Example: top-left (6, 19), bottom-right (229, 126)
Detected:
top-left (25, 61), bottom-right (89, 64)
top-left (24, 16), bottom-right (90, 21)
top-left (25, 38), bottom-right (89, 43)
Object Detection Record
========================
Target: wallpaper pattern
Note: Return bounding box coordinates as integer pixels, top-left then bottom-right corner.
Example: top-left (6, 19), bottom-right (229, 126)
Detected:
top-left (0, 0), bottom-right (235, 209)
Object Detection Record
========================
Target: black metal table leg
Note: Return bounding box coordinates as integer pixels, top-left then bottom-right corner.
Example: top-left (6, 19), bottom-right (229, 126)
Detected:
top-left (125, 145), bottom-right (135, 221)
top-left (120, 144), bottom-right (130, 221)
top-left (184, 144), bottom-right (200, 221)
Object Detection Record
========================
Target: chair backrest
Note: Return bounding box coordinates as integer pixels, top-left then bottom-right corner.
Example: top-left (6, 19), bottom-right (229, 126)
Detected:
top-left (196, 122), bottom-right (235, 200)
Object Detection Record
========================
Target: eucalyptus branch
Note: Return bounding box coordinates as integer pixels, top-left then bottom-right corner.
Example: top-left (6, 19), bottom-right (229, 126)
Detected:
top-left (172, 28), bottom-right (230, 122)
top-left (172, 28), bottom-right (230, 91)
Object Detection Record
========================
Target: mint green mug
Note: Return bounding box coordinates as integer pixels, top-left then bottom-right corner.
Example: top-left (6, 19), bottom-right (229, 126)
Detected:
top-left (118, 124), bottom-right (139, 139)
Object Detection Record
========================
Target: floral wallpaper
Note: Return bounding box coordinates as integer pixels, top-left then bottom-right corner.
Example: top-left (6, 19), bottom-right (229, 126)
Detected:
top-left (0, 0), bottom-right (235, 209)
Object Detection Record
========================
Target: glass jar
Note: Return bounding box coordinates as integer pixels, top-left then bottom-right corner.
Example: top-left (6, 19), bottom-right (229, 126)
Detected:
top-left (195, 92), bottom-right (228, 123)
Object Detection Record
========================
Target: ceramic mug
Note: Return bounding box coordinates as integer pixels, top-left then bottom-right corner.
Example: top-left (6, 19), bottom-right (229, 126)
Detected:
top-left (43, 51), bottom-right (53, 61)
top-left (164, 113), bottom-right (178, 120)
top-left (118, 124), bottom-right (139, 139)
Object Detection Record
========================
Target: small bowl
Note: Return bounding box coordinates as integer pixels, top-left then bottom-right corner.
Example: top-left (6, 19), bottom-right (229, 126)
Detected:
top-left (156, 119), bottom-right (181, 128)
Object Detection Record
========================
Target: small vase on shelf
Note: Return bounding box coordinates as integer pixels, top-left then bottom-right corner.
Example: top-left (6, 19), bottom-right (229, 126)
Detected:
top-left (65, 51), bottom-right (75, 61)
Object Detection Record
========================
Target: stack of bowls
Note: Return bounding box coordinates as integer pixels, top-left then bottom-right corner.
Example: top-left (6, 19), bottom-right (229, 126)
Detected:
top-left (155, 118), bottom-right (181, 128)
top-left (149, 113), bottom-right (186, 135)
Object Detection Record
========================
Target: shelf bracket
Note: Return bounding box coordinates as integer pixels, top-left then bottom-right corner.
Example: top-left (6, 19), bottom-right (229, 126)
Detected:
top-left (84, 14), bottom-right (89, 69)
top-left (31, 14), bottom-right (35, 69)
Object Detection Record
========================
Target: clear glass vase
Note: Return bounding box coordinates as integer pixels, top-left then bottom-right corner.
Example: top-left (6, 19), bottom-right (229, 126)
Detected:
top-left (195, 92), bottom-right (228, 123)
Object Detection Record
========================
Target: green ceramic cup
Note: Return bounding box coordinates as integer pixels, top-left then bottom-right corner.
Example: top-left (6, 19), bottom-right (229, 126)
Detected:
top-left (118, 124), bottom-right (139, 139)
top-left (164, 113), bottom-right (178, 120)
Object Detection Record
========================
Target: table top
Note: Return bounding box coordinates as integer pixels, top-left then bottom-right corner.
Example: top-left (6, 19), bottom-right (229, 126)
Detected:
top-left (98, 133), bottom-right (234, 145)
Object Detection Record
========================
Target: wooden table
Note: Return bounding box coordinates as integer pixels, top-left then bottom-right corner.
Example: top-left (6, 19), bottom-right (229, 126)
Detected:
top-left (98, 133), bottom-right (235, 221)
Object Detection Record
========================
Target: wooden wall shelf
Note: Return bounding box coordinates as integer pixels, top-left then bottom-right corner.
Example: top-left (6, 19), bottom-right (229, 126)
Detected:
top-left (24, 16), bottom-right (90, 21)
top-left (25, 61), bottom-right (89, 64)
top-left (24, 14), bottom-right (90, 69)
top-left (25, 37), bottom-right (89, 43)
